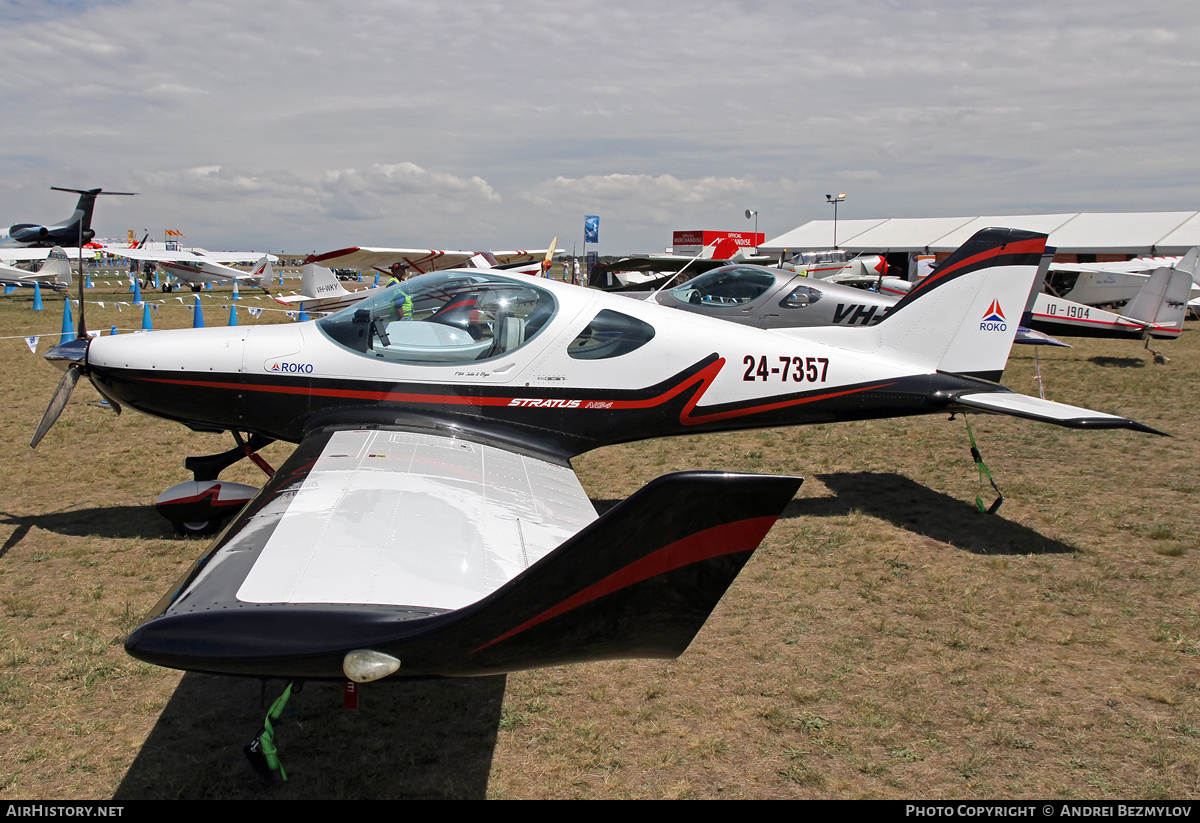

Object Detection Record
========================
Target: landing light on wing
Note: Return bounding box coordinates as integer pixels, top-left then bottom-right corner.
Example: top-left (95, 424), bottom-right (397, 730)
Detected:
top-left (343, 649), bottom-right (402, 683)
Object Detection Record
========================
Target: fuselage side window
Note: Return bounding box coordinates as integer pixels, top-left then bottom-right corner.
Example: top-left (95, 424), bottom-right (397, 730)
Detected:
top-left (568, 310), bottom-right (656, 360)
top-left (780, 284), bottom-right (823, 309)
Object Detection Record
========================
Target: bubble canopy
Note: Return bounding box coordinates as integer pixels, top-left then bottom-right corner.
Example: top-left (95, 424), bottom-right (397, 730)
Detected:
top-left (317, 271), bottom-right (557, 364)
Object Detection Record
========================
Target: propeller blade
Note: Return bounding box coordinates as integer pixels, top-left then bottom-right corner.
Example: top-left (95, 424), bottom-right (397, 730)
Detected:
top-left (30, 364), bottom-right (81, 448)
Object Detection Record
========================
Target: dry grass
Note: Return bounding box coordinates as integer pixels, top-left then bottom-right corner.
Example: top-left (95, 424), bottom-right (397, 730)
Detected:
top-left (0, 282), bottom-right (1196, 798)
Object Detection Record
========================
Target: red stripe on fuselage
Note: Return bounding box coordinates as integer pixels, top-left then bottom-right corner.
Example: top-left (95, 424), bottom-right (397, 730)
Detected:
top-left (137, 362), bottom-right (893, 427)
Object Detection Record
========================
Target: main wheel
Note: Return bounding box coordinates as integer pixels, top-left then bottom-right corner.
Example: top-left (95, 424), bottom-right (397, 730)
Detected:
top-left (172, 519), bottom-right (222, 536)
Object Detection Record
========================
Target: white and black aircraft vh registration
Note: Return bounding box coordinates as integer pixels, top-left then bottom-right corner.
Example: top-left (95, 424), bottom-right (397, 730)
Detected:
top-left (30, 228), bottom-right (1159, 689)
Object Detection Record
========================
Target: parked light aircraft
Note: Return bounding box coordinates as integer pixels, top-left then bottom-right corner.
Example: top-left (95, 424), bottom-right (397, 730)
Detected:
top-left (0, 187), bottom-right (136, 250)
top-left (307, 246), bottom-right (559, 275)
top-left (1046, 249), bottom-right (1200, 309)
top-left (589, 249), bottom-right (775, 289)
top-left (116, 247), bottom-right (276, 291)
top-left (273, 263), bottom-right (379, 314)
top-left (275, 244), bottom-right (562, 315)
top-left (591, 248), bottom-right (885, 291)
top-left (633, 262), bottom-right (1067, 346)
top-left (30, 228), bottom-right (1159, 687)
top-left (0, 246), bottom-right (72, 292)
top-left (1025, 266), bottom-right (1191, 340)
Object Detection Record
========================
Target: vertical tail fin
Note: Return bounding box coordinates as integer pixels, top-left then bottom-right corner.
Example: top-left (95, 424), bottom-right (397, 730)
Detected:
top-left (300, 263), bottom-right (348, 298)
top-left (37, 247), bottom-right (73, 288)
top-left (249, 255), bottom-right (274, 287)
top-left (1122, 266), bottom-right (1192, 338)
top-left (872, 228), bottom-right (1047, 381)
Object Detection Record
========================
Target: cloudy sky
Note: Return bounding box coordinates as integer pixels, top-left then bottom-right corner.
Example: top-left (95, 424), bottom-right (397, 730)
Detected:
top-left (1, 0), bottom-right (1197, 255)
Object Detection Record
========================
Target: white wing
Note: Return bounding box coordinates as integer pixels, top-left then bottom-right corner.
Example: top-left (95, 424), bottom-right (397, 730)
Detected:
top-left (237, 429), bottom-right (597, 610)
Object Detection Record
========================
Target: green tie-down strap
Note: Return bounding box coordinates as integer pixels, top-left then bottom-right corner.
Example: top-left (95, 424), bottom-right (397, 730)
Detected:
top-left (245, 681), bottom-right (294, 781)
top-left (964, 415), bottom-right (1004, 515)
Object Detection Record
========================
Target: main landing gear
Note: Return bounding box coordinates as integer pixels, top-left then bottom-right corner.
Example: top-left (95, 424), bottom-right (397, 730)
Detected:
top-left (155, 432), bottom-right (276, 535)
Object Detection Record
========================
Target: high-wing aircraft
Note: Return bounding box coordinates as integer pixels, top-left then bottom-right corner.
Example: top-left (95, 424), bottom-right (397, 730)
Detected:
top-left (276, 245), bottom-right (564, 315)
top-left (0, 246), bottom-right (72, 292)
top-left (0, 187), bottom-right (136, 250)
top-left (1025, 266), bottom-right (1192, 340)
top-left (30, 229), bottom-right (1159, 690)
top-left (1046, 248), bottom-right (1200, 309)
top-left (116, 247), bottom-right (277, 291)
top-left (307, 246), bottom-right (559, 275)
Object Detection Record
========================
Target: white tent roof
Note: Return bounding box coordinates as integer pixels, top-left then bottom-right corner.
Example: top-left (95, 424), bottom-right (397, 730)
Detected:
top-left (761, 212), bottom-right (1200, 255)
top-left (762, 218), bottom-right (887, 251)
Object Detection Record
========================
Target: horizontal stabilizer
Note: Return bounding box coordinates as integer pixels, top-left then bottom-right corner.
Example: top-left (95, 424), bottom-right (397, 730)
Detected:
top-left (1014, 327), bottom-right (1071, 347)
top-left (952, 392), bottom-right (1165, 435)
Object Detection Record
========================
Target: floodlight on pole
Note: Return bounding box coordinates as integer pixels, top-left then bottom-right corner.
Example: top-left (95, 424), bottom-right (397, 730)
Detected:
top-left (825, 193), bottom-right (846, 249)
top-left (745, 209), bottom-right (758, 252)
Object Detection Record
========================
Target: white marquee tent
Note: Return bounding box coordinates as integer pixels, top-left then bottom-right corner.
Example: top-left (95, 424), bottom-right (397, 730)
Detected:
top-left (762, 212), bottom-right (1200, 256)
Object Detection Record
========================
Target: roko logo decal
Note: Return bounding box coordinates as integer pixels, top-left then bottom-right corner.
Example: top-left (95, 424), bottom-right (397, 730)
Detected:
top-left (980, 299), bottom-right (1007, 332)
top-left (269, 361), bottom-right (314, 374)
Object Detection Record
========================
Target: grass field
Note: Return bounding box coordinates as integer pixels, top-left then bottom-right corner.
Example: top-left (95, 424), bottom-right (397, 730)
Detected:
top-left (0, 282), bottom-right (1196, 799)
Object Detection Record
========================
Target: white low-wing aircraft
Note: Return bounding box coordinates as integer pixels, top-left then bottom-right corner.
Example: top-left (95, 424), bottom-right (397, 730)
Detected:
top-left (0, 246), bottom-right (72, 291)
top-left (117, 247), bottom-right (276, 291)
top-left (30, 228), bottom-right (1159, 689)
top-left (272, 263), bottom-right (378, 314)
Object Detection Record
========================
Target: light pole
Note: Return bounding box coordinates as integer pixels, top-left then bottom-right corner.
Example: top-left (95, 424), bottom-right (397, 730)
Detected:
top-left (825, 193), bottom-right (845, 249)
top-left (744, 209), bottom-right (758, 252)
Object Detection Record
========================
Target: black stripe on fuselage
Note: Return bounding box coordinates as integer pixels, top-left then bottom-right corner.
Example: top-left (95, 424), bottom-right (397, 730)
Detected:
top-left (90, 358), bottom-right (1002, 457)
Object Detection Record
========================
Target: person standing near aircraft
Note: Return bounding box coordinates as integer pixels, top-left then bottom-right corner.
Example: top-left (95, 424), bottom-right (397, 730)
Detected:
top-left (385, 262), bottom-right (413, 319)
top-left (385, 261), bottom-right (409, 287)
